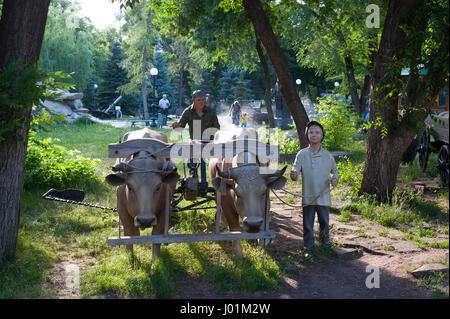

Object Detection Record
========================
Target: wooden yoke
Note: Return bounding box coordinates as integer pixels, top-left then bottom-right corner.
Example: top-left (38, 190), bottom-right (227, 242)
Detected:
top-left (106, 138), bottom-right (279, 247)
top-left (108, 138), bottom-right (279, 161)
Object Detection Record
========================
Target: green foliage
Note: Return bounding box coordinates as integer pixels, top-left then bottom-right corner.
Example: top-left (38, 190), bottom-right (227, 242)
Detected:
top-left (40, 1), bottom-right (95, 91)
top-left (336, 157), bottom-right (364, 197)
top-left (24, 137), bottom-right (101, 190)
top-left (96, 41), bottom-right (139, 114)
top-left (337, 209), bottom-right (352, 222)
top-left (280, 137), bottom-right (299, 155)
top-left (0, 61), bottom-right (43, 143)
top-left (312, 96), bottom-right (358, 151)
top-left (0, 60), bottom-right (73, 143)
top-left (344, 185), bottom-right (447, 232)
top-left (119, 1), bottom-right (156, 96)
top-left (218, 66), bottom-right (254, 103)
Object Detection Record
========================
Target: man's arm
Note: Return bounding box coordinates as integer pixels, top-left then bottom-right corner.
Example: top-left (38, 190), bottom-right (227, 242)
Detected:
top-left (172, 107), bottom-right (189, 129)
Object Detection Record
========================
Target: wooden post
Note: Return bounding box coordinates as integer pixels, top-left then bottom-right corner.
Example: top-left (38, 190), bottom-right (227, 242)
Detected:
top-left (215, 191), bottom-right (221, 234)
top-left (164, 184), bottom-right (170, 236)
top-left (263, 189), bottom-right (270, 248)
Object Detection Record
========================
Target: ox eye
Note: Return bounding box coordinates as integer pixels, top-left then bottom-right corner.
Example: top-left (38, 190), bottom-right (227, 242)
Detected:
top-left (155, 184), bottom-right (161, 192)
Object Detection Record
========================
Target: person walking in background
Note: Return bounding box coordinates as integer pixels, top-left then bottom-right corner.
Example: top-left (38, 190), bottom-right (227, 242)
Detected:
top-left (159, 94), bottom-right (170, 127)
top-left (228, 100), bottom-right (241, 126)
top-left (241, 112), bottom-right (247, 127)
top-left (115, 105), bottom-right (122, 119)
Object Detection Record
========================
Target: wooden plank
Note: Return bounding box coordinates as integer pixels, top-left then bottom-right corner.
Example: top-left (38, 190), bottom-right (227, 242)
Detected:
top-left (164, 184), bottom-right (170, 236)
top-left (109, 138), bottom-right (172, 158)
top-left (107, 230), bottom-right (276, 246)
top-left (108, 138), bottom-right (279, 160)
top-left (215, 191), bottom-right (221, 234)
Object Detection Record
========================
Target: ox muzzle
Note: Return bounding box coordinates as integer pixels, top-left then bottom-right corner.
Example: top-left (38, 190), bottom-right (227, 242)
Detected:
top-left (134, 214), bottom-right (157, 230)
top-left (242, 216), bottom-right (264, 233)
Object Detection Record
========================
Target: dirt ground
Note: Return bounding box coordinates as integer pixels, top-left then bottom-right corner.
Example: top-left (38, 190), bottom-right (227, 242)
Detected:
top-left (173, 186), bottom-right (449, 299)
top-left (44, 184), bottom-right (448, 299)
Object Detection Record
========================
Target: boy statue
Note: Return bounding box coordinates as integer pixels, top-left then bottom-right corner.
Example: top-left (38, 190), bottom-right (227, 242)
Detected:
top-left (290, 121), bottom-right (339, 259)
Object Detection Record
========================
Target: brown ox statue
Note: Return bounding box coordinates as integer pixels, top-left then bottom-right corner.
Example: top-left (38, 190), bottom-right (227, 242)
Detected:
top-left (209, 126), bottom-right (287, 257)
top-left (105, 128), bottom-right (179, 262)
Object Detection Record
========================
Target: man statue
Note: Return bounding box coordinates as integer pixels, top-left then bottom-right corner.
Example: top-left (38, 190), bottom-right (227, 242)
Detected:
top-left (158, 94), bottom-right (170, 127)
top-left (172, 90), bottom-right (221, 194)
top-left (172, 90), bottom-right (220, 140)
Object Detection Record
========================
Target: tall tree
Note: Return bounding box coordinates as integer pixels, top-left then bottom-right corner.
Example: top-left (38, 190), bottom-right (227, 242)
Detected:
top-left (118, 1), bottom-right (156, 119)
top-left (242, 0), bottom-right (309, 147)
top-left (359, 0), bottom-right (448, 197)
top-left (0, 0), bottom-right (51, 266)
top-left (150, 45), bottom-right (173, 105)
top-left (153, 0), bottom-right (278, 127)
top-left (40, 1), bottom-right (95, 91)
top-left (97, 41), bottom-right (135, 113)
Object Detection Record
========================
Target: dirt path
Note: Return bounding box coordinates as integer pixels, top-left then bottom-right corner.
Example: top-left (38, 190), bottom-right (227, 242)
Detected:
top-left (44, 186), bottom-right (448, 299)
top-left (174, 188), bottom-right (448, 299)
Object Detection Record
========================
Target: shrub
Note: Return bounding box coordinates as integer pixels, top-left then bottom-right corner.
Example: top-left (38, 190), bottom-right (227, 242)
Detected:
top-left (336, 157), bottom-right (364, 197)
top-left (312, 96), bottom-right (358, 151)
top-left (280, 137), bottom-right (299, 154)
top-left (24, 137), bottom-right (101, 190)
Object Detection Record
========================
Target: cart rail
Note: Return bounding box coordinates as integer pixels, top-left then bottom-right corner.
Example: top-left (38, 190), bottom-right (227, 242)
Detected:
top-left (108, 230), bottom-right (276, 246)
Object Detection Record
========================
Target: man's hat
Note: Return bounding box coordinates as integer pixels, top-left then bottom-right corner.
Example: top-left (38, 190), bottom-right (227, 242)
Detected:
top-left (305, 120), bottom-right (325, 142)
top-left (192, 90), bottom-right (205, 99)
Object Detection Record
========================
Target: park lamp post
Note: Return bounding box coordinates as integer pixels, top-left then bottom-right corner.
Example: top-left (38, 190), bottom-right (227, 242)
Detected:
top-left (92, 83), bottom-right (98, 108)
top-left (150, 67), bottom-right (158, 127)
top-left (296, 78), bottom-right (301, 97)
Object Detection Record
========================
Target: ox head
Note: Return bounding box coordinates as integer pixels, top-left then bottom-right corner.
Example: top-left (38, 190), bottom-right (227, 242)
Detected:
top-left (105, 154), bottom-right (179, 230)
top-left (212, 164), bottom-right (287, 233)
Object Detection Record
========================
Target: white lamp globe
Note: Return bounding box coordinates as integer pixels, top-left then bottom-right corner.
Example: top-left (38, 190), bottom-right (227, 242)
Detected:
top-left (150, 67), bottom-right (158, 76)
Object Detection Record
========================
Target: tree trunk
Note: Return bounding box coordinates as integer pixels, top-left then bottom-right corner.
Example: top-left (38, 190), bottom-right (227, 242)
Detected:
top-left (255, 37), bottom-right (275, 128)
top-left (359, 74), bottom-right (370, 107)
top-left (141, 5), bottom-right (152, 120)
top-left (344, 56), bottom-right (363, 115)
top-left (359, 0), bottom-right (425, 197)
top-left (177, 64), bottom-right (184, 115)
top-left (305, 82), bottom-right (315, 106)
top-left (243, 0), bottom-right (309, 148)
top-left (359, 35), bottom-right (378, 107)
top-left (0, 0), bottom-right (51, 266)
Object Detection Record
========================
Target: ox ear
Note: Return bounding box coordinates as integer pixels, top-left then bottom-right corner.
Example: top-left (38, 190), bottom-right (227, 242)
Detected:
top-left (162, 172), bottom-right (179, 185)
top-left (266, 176), bottom-right (287, 190)
top-left (105, 173), bottom-right (126, 186)
top-left (211, 177), bottom-right (234, 192)
top-left (264, 165), bottom-right (288, 190)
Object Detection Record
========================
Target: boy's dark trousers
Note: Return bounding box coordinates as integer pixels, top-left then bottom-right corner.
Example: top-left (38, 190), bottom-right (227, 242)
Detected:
top-left (302, 205), bottom-right (330, 251)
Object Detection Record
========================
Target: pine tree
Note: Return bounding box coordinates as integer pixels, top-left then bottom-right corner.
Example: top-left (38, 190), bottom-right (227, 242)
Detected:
top-left (97, 42), bottom-right (137, 115)
top-left (218, 67), bottom-right (239, 103)
top-left (218, 67), bottom-right (254, 103)
top-left (233, 70), bottom-right (254, 101)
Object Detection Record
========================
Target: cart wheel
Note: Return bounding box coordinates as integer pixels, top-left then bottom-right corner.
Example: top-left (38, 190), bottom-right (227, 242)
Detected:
top-left (437, 145), bottom-right (449, 187)
top-left (417, 128), bottom-right (430, 171)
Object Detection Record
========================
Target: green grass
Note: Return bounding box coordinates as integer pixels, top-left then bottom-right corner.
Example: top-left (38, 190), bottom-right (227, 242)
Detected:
top-left (2, 120), bottom-right (448, 298)
top-left (0, 121), bottom-right (284, 298)
top-left (342, 184), bottom-right (448, 237)
top-left (337, 210), bottom-right (352, 222)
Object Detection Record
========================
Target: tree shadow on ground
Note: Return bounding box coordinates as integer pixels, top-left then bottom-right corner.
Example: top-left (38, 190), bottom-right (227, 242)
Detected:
top-left (267, 218), bottom-right (433, 298)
